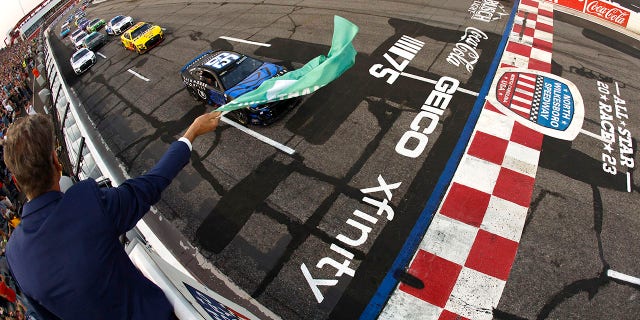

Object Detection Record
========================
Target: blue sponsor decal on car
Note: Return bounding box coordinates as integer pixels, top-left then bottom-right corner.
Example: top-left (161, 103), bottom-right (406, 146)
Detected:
top-left (225, 63), bottom-right (281, 99)
top-left (183, 282), bottom-right (239, 320)
top-left (204, 52), bottom-right (241, 70)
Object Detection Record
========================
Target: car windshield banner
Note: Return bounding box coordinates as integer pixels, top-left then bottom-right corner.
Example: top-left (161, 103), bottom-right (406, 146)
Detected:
top-left (216, 15), bottom-right (358, 111)
top-left (487, 68), bottom-right (585, 140)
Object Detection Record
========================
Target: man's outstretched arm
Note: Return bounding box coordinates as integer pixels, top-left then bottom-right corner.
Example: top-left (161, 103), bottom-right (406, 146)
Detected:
top-left (101, 112), bottom-right (221, 234)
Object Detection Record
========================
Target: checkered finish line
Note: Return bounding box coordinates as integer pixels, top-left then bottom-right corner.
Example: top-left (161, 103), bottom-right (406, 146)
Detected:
top-left (379, 0), bottom-right (552, 319)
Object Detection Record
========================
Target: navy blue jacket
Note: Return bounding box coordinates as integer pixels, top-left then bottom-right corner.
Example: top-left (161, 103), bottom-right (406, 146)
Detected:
top-left (6, 141), bottom-right (191, 319)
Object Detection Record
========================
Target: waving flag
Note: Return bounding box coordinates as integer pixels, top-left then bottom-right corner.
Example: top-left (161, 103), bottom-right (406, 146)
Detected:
top-left (216, 15), bottom-right (359, 112)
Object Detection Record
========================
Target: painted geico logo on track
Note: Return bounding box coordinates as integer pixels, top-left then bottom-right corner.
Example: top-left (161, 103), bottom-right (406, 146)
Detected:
top-left (369, 35), bottom-right (425, 84)
top-left (396, 76), bottom-right (459, 158)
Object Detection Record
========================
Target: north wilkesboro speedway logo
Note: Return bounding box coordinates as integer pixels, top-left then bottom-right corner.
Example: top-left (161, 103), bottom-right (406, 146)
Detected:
top-left (468, 0), bottom-right (509, 22)
top-left (487, 68), bottom-right (585, 140)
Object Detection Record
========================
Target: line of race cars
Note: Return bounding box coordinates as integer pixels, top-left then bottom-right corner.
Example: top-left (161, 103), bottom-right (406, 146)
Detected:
top-left (64, 7), bottom-right (298, 125)
top-left (65, 6), bottom-right (164, 74)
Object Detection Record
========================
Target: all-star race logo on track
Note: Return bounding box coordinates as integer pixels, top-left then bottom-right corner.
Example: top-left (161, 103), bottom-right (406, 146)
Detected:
top-left (488, 68), bottom-right (585, 141)
top-left (497, 71), bottom-right (574, 130)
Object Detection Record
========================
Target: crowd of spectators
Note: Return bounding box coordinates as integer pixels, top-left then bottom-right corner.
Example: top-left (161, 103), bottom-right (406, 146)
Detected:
top-left (0, 38), bottom-right (39, 320)
top-left (1, 40), bottom-right (36, 130)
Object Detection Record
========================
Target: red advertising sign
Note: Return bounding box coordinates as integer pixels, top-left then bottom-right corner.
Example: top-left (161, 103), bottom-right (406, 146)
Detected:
top-left (553, 0), bottom-right (586, 12)
top-left (541, 0), bottom-right (630, 28)
top-left (584, 0), bottom-right (630, 27)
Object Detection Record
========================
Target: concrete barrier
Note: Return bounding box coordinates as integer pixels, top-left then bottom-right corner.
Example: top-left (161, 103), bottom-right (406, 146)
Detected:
top-left (629, 11), bottom-right (640, 34)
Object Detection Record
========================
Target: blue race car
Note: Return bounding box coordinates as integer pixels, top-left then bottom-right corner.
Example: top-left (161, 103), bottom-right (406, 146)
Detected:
top-left (78, 18), bottom-right (91, 32)
top-left (60, 27), bottom-right (71, 38)
top-left (180, 50), bottom-right (291, 125)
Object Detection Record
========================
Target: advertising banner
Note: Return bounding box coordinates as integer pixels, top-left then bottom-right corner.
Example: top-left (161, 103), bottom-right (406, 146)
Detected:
top-left (584, 0), bottom-right (631, 27)
top-left (554, 0), bottom-right (586, 11)
top-left (544, 0), bottom-right (631, 27)
top-left (487, 68), bottom-right (585, 140)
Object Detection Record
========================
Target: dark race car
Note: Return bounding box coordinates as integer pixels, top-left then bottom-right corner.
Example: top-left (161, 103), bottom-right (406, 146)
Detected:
top-left (83, 32), bottom-right (106, 51)
top-left (180, 50), bottom-right (291, 125)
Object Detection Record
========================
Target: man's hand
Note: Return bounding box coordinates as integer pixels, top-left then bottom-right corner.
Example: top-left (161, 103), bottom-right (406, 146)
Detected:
top-left (182, 112), bottom-right (222, 143)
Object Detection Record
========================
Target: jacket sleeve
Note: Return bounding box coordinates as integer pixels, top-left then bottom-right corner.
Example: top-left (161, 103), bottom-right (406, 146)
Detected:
top-left (100, 141), bottom-right (191, 235)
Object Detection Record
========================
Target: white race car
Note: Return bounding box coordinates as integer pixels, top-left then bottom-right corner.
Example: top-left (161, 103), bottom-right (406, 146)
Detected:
top-left (70, 29), bottom-right (84, 42)
top-left (70, 48), bottom-right (96, 74)
top-left (72, 31), bottom-right (88, 49)
top-left (106, 15), bottom-right (134, 35)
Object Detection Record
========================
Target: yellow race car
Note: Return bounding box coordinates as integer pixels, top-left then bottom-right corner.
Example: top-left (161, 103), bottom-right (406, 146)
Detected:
top-left (120, 22), bottom-right (163, 54)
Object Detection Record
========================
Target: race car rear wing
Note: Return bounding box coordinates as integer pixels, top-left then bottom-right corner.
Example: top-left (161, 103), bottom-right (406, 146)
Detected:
top-left (180, 50), bottom-right (214, 73)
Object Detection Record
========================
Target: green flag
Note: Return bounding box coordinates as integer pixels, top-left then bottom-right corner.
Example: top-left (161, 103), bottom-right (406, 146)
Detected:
top-left (216, 15), bottom-right (358, 112)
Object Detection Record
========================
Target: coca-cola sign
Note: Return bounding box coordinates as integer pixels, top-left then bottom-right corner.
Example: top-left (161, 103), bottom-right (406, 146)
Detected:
top-left (585, 0), bottom-right (630, 27)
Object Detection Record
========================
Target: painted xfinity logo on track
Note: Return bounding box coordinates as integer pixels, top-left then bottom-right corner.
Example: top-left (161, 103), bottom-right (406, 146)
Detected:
top-left (301, 175), bottom-right (401, 304)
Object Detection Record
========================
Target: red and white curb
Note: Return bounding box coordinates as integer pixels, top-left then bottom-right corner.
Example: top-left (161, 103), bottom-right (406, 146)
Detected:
top-left (379, 0), bottom-right (553, 319)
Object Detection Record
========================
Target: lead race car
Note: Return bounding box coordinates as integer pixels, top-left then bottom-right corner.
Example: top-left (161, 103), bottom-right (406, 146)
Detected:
top-left (180, 50), bottom-right (292, 125)
top-left (106, 15), bottom-right (134, 35)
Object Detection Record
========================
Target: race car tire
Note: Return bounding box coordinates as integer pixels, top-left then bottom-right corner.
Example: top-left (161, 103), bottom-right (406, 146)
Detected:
top-left (231, 109), bottom-right (249, 126)
top-left (185, 87), bottom-right (201, 101)
top-left (197, 89), bottom-right (207, 101)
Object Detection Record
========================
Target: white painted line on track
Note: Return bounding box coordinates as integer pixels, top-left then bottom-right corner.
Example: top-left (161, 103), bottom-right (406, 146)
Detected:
top-left (580, 129), bottom-right (610, 143)
top-left (219, 36), bottom-right (271, 47)
top-left (627, 172), bottom-right (632, 192)
top-left (97, 52), bottom-right (107, 59)
top-left (219, 112), bottom-right (295, 155)
top-left (607, 269), bottom-right (640, 286)
top-left (455, 87), bottom-right (478, 97)
top-left (615, 82), bottom-right (621, 95)
top-left (127, 69), bottom-right (150, 82)
top-left (400, 72), bottom-right (479, 96)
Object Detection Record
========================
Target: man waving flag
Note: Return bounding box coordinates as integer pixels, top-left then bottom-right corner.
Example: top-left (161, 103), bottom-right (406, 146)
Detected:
top-left (216, 15), bottom-right (359, 112)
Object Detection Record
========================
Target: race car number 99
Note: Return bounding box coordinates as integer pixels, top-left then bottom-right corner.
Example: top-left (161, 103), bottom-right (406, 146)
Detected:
top-left (205, 52), bottom-right (240, 69)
